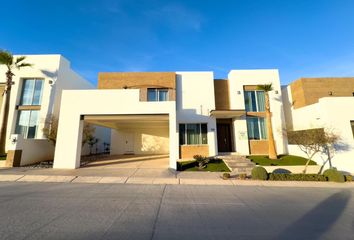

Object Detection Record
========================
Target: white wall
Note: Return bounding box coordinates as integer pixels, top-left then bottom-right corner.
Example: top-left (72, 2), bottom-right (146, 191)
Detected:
top-left (283, 86), bottom-right (354, 174)
top-left (8, 134), bottom-right (55, 166)
top-left (228, 69), bottom-right (288, 155)
top-left (111, 127), bottom-right (169, 155)
top-left (0, 54), bottom-right (100, 166)
top-left (53, 89), bottom-right (177, 169)
top-left (176, 72), bottom-right (218, 156)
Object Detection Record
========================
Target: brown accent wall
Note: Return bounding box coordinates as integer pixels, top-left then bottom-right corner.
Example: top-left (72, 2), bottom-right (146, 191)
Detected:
top-left (214, 80), bottom-right (230, 110)
top-left (5, 150), bottom-right (22, 167)
top-left (290, 77), bottom-right (354, 109)
top-left (98, 72), bottom-right (176, 101)
top-left (249, 140), bottom-right (269, 155)
top-left (180, 145), bottom-right (209, 159)
top-left (244, 85), bottom-right (259, 91)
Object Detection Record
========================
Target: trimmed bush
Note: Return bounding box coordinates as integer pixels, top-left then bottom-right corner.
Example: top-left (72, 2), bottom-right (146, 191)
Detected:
top-left (323, 168), bottom-right (345, 183)
top-left (272, 168), bottom-right (291, 174)
top-left (251, 166), bottom-right (268, 180)
top-left (222, 173), bottom-right (231, 180)
top-left (269, 173), bottom-right (327, 181)
top-left (345, 175), bottom-right (353, 182)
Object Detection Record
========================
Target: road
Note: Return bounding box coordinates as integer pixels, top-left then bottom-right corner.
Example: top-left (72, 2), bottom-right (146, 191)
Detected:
top-left (0, 182), bottom-right (353, 240)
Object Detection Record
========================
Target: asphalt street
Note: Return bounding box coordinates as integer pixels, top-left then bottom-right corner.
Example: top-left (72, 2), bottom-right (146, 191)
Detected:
top-left (0, 182), bottom-right (353, 240)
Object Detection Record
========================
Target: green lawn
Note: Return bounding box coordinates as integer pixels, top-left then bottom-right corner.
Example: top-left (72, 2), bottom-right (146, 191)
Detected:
top-left (177, 159), bottom-right (231, 172)
top-left (0, 155), bottom-right (6, 161)
top-left (247, 155), bottom-right (317, 166)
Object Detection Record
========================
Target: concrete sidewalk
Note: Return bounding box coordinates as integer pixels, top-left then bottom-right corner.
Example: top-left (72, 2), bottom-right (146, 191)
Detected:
top-left (0, 168), bottom-right (353, 188)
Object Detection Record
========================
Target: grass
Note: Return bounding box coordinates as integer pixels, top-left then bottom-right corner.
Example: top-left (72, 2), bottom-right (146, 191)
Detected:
top-left (177, 159), bottom-right (231, 172)
top-left (247, 155), bottom-right (317, 166)
top-left (0, 154), bottom-right (6, 161)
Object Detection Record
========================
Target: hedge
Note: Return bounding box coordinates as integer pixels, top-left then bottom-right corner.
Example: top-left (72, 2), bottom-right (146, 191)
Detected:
top-left (269, 173), bottom-right (327, 181)
top-left (251, 166), bottom-right (268, 180)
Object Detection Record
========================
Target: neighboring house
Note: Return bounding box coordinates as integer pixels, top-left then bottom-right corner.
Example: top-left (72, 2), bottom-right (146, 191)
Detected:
top-left (53, 70), bottom-right (287, 169)
top-left (0, 54), bottom-right (104, 166)
top-left (282, 77), bottom-right (354, 173)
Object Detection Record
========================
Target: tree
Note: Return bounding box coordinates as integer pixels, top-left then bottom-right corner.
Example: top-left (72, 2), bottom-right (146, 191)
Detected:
top-left (287, 128), bottom-right (340, 173)
top-left (257, 84), bottom-right (277, 159)
top-left (42, 115), bottom-right (58, 146)
top-left (0, 50), bottom-right (32, 155)
top-left (43, 114), bottom-right (96, 147)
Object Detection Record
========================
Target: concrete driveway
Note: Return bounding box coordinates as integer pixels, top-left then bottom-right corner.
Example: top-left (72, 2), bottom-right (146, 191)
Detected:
top-left (82, 154), bottom-right (169, 169)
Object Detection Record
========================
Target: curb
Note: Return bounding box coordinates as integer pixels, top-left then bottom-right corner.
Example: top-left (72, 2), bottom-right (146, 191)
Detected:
top-left (0, 174), bottom-right (353, 188)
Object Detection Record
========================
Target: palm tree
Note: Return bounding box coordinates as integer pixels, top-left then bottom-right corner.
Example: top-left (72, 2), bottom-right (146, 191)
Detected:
top-left (0, 50), bottom-right (32, 155)
top-left (257, 84), bottom-right (277, 159)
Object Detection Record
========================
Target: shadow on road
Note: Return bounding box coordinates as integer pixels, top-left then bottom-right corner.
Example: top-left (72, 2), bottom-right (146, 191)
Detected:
top-left (277, 190), bottom-right (351, 239)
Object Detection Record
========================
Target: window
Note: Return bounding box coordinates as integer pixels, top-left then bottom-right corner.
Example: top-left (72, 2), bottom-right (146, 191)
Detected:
top-left (179, 123), bottom-right (208, 145)
top-left (20, 79), bottom-right (44, 105)
top-left (147, 88), bottom-right (168, 101)
top-left (15, 110), bottom-right (40, 138)
top-left (246, 117), bottom-right (267, 140)
top-left (351, 121), bottom-right (354, 139)
top-left (244, 90), bottom-right (265, 112)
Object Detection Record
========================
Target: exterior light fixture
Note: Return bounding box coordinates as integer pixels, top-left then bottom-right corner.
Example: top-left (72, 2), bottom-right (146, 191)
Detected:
top-left (328, 91), bottom-right (333, 96)
top-left (275, 90), bottom-right (279, 94)
top-left (237, 91), bottom-right (241, 94)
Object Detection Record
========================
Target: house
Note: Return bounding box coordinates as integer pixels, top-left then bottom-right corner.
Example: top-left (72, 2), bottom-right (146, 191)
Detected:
top-left (0, 54), bottom-right (109, 166)
top-left (282, 77), bottom-right (354, 173)
top-left (53, 70), bottom-right (288, 169)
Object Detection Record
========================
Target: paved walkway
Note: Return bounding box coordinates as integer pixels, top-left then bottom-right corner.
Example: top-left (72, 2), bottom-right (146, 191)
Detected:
top-left (0, 169), bottom-right (353, 188)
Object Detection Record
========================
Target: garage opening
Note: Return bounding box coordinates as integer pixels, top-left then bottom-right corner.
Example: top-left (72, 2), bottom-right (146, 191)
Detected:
top-left (80, 114), bottom-right (170, 168)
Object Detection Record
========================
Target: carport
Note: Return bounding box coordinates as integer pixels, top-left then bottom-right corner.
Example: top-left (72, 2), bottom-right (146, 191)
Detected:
top-left (53, 89), bottom-right (177, 169)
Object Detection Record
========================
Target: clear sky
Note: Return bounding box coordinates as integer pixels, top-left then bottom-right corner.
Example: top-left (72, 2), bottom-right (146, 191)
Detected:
top-left (1, 0), bottom-right (354, 85)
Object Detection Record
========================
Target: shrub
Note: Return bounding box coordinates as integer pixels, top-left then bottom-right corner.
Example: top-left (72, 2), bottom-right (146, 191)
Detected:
top-left (345, 175), bottom-right (353, 182)
top-left (222, 173), bottom-right (231, 180)
top-left (272, 168), bottom-right (291, 174)
top-left (193, 155), bottom-right (209, 170)
top-left (239, 173), bottom-right (247, 180)
top-left (251, 166), bottom-right (268, 180)
top-left (323, 168), bottom-right (345, 183)
top-left (269, 173), bottom-right (327, 181)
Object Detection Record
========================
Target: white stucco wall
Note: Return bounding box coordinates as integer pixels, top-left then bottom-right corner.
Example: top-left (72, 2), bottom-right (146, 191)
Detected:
top-left (176, 72), bottom-right (218, 156)
top-left (111, 127), bottom-right (169, 155)
top-left (282, 85), bottom-right (354, 174)
top-left (228, 69), bottom-right (288, 155)
top-left (0, 54), bottom-right (97, 166)
top-left (53, 89), bottom-right (177, 169)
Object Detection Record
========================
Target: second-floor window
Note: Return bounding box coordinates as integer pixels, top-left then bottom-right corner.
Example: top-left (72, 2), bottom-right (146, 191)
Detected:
top-left (244, 90), bottom-right (265, 112)
top-left (20, 79), bottom-right (44, 105)
top-left (147, 88), bottom-right (168, 101)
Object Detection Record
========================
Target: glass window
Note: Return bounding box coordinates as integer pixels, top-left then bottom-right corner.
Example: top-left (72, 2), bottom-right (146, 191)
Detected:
top-left (179, 123), bottom-right (208, 145)
top-left (20, 79), bottom-right (44, 105)
top-left (147, 89), bottom-right (157, 101)
top-left (179, 124), bottom-right (185, 145)
top-left (244, 90), bottom-right (265, 112)
top-left (147, 88), bottom-right (168, 101)
top-left (246, 117), bottom-right (267, 140)
top-left (15, 110), bottom-right (40, 139)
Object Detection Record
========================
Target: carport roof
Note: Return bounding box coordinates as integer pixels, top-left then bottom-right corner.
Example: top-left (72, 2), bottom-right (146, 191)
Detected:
top-left (84, 114), bottom-right (169, 129)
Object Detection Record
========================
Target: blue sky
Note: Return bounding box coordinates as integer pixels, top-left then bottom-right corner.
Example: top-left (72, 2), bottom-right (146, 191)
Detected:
top-left (1, 0), bottom-right (354, 85)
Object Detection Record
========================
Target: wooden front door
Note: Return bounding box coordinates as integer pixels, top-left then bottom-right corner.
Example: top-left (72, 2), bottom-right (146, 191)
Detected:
top-left (217, 123), bottom-right (232, 152)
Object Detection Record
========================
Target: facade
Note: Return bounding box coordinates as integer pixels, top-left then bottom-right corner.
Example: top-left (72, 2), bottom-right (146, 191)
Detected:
top-left (0, 55), bottom-right (98, 166)
top-left (3, 58), bottom-right (353, 174)
top-left (53, 70), bottom-right (287, 169)
top-left (282, 77), bottom-right (354, 173)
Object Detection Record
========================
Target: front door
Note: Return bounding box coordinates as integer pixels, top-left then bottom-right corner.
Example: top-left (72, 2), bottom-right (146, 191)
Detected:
top-left (217, 123), bottom-right (232, 152)
top-left (124, 133), bottom-right (134, 154)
